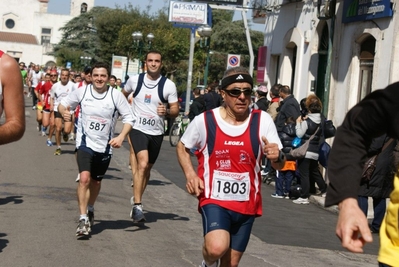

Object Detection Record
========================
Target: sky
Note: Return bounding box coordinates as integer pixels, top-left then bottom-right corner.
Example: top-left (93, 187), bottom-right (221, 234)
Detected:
top-left (47, 0), bottom-right (170, 15)
top-left (47, 0), bottom-right (263, 31)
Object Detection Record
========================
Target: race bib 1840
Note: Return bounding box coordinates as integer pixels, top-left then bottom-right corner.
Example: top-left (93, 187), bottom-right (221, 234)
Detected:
top-left (211, 170), bottom-right (250, 201)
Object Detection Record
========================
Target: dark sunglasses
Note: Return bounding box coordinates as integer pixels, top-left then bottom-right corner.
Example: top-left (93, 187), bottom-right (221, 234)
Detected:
top-left (223, 88), bottom-right (252, 97)
top-left (50, 75), bottom-right (58, 77)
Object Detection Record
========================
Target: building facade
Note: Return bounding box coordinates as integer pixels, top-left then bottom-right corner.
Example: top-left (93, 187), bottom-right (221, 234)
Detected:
top-left (0, 0), bottom-right (94, 66)
top-left (253, 0), bottom-right (398, 125)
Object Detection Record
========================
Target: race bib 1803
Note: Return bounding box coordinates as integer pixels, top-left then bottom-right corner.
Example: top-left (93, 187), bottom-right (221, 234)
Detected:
top-left (211, 170), bottom-right (250, 201)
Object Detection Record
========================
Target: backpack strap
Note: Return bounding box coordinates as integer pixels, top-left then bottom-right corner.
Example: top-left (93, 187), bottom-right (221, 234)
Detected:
top-left (132, 73), bottom-right (145, 98)
top-left (157, 76), bottom-right (167, 103)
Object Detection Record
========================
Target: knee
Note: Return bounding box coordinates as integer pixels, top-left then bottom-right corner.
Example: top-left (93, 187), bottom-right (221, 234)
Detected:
top-left (204, 239), bottom-right (228, 260)
top-left (137, 161), bottom-right (149, 172)
top-left (78, 173), bottom-right (91, 187)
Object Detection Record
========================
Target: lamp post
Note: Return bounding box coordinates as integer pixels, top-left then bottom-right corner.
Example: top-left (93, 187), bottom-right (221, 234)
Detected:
top-left (132, 31), bottom-right (155, 74)
top-left (197, 25), bottom-right (212, 88)
top-left (80, 56), bottom-right (92, 68)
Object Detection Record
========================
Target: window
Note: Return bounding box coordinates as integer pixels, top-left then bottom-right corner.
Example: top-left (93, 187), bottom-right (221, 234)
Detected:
top-left (81, 3), bottom-right (88, 13)
top-left (358, 36), bottom-right (375, 102)
top-left (41, 28), bottom-right (52, 45)
top-left (5, 19), bottom-right (15, 29)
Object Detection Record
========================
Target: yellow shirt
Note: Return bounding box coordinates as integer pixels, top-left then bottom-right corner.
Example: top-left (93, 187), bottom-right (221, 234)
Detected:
top-left (378, 174), bottom-right (399, 266)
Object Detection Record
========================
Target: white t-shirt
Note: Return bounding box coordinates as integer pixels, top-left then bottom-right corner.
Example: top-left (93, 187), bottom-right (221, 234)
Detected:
top-left (61, 85), bottom-right (134, 154)
top-left (124, 74), bottom-right (178, 135)
top-left (50, 80), bottom-right (75, 112)
top-left (181, 107), bottom-right (282, 152)
top-left (29, 70), bottom-right (43, 88)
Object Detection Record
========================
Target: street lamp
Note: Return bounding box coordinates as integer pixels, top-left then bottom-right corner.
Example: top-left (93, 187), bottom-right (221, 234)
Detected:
top-left (132, 31), bottom-right (155, 74)
top-left (197, 25), bottom-right (212, 88)
top-left (80, 56), bottom-right (92, 69)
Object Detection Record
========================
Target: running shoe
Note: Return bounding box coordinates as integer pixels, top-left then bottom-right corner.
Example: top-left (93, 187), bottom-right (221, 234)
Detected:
top-left (130, 197), bottom-right (145, 222)
top-left (46, 139), bottom-right (53, 146)
top-left (87, 211), bottom-right (94, 232)
top-left (68, 134), bottom-right (75, 141)
top-left (76, 219), bottom-right (90, 236)
top-left (75, 173), bottom-right (80, 182)
top-left (41, 131), bottom-right (46, 137)
top-left (292, 197), bottom-right (309, 205)
top-left (199, 259), bottom-right (220, 267)
top-left (54, 148), bottom-right (61, 156)
top-left (63, 132), bottom-right (69, 142)
top-left (271, 193), bottom-right (284, 199)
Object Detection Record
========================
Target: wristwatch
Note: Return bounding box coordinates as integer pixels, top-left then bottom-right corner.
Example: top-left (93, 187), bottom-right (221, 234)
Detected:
top-left (273, 150), bottom-right (285, 163)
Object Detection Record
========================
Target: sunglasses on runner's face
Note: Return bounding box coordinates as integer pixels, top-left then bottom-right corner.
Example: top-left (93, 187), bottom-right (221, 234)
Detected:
top-left (223, 88), bottom-right (252, 97)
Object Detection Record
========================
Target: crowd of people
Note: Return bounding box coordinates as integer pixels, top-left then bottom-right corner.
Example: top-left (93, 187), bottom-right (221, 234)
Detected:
top-left (19, 62), bottom-right (126, 156)
top-left (8, 50), bottom-right (398, 266)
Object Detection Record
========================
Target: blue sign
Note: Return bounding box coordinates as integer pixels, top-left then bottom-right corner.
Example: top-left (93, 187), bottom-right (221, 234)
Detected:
top-left (66, 62), bottom-right (72, 69)
top-left (342, 0), bottom-right (393, 23)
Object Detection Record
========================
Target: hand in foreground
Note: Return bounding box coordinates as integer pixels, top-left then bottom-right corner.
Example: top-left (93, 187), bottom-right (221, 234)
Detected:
top-left (336, 198), bottom-right (373, 253)
top-left (261, 136), bottom-right (279, 161)
top-left (63, 106), bottom-right (71, 122)
top-left (186, 175), bottom-right (204, 197)
top-left (109, 136), bottom-right (123, 148)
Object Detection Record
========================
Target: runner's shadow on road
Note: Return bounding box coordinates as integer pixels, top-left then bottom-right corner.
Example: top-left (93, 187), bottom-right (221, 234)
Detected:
top-left (89, 219), bottom-right (135, 236)
top-left (148, 179), bottom-right (172, 186)
top-left (0, 233), bottom-right (9, 252)
top-left (143, 211), bottom-right (189, 223)
top-left (102, 173), bottom-right (123, 181)
top-left (0, 196), bottom-right (23, 205)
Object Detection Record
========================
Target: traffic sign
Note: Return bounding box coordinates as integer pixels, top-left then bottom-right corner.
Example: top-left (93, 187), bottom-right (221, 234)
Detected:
top-left (226, 54), bottom-right (241, 69)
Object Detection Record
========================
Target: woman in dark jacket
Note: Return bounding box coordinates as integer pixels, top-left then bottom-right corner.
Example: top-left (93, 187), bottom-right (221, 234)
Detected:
top-left (293, 94), bottom-right (327, 204)
top-left (358, 135), bottom-right (396, 233)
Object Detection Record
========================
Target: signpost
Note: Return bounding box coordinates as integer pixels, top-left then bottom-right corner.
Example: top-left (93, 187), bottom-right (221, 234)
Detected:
top-left (226, 54), bottom-right (241, 69)
top-left (169, 1), bottom-right (212, 114)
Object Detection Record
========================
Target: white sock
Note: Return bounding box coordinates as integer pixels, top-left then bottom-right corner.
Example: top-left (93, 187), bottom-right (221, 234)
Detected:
top-left (79, 214), bottom-right (88, 221)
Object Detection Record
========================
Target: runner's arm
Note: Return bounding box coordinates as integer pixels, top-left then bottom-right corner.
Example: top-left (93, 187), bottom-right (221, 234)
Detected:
top-left (167, 102), bottom-right (179, 118)
top-left (0, 53), bottom-right (25, 145)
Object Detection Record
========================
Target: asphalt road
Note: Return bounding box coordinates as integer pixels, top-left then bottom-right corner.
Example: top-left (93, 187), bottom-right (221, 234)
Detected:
top-left (0, 98), bottom-right (380, 266)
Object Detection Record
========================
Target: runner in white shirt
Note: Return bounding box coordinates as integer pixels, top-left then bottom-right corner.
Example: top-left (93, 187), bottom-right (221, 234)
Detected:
top-left (50, 69), bottom-right (75, 155)
top-left (122, 50), bottom-right (179, 222)
top-left (59, 62), bottom-right (134, 237)
top-left (28, 64), bottom-right (43, 109)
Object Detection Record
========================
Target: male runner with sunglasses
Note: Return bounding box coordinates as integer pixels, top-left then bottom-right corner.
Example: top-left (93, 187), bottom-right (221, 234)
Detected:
top-left (177, 66), bottom-right (285, 267)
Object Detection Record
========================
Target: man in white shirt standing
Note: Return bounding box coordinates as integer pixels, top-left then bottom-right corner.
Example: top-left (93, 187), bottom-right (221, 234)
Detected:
top-left (122, 50), bottom-right (179, 223)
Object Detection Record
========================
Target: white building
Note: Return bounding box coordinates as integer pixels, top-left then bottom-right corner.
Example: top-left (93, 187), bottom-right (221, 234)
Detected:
top-left (0, 0), bottom-right (94, 67)
top-left (253, 0), bottom-right (398, 125)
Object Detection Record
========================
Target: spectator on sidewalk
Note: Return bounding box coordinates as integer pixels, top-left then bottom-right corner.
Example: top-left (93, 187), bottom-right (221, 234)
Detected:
top-left (188, 87), bottom-right (205, 121)
top-left (293, 94), bottom-right (327, 205)
top-left (325, 81), bottom-right (399, 267)
top-left (204, 82), bottom-right (222, 111)
top-left (272, 117), bottom-right (297, 199)
top-left (357, 135), bottom-right (396, 233)
top-left (275, 85), bottom-right (300, 132)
